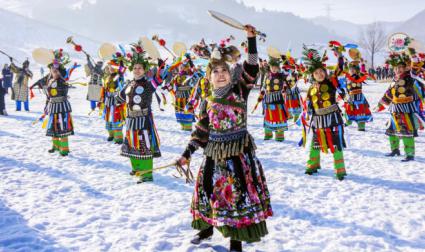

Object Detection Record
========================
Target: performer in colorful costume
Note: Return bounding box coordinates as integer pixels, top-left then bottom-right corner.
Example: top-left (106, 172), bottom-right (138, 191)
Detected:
top-left (165, 56), bottom-right (196, 131)
top-left (101, 56), bottom-right (126, 144)
top-left (257, 56), bottom-right (289, 141)
top-left (177, 26), bottom-right (272, 252)
top-left (187, 39), bottom-right (212, 112)
top-left (301, 43), bottom-right (348, 180)
top-left (284, 60), bottom-right (303, 122)
top-left (343, 50), bottom-right (373, 131)
top-left (42, 49), bottom-right (77, 156)
top-left (375, 50), bottom-right (425, 162)
top-left (115, 41), bottom-right (164, 183)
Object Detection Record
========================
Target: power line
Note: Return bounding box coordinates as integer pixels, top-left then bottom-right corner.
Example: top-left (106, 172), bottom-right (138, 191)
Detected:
top-left (324, 3), bottom-right (333, 19)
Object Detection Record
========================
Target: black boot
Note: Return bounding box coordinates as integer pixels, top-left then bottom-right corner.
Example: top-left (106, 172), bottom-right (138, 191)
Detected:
top-left (107, 136), bottom-right (114, 142)
top-left (129, 170), bottom-right (136, 176)
top-left (305, 167), bottom-right (319, 175)
top-left (230, 240), bottom-right (242, 252)
top-left (336, 174), bottom-right (346, 181)
top-left (385, 149), bottom-right (400, 157)
top-left (190, 226), bottom-right (214, 245)
top-left (48, 148), bottom-right (56, 153)
top-left (401, 156), bottom-right (414, 162)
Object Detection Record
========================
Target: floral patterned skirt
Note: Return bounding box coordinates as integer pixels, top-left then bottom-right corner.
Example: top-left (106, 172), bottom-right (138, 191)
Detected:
top-left (191, 150), bottom-right (272, 242)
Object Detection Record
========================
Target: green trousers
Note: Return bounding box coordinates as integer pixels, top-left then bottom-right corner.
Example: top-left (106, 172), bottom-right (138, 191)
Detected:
top-left (292, 114), bottom-right (300, 123)
top-left (357, 122), bottom-right (365, 130)
top-left (306, 145), bottom-right (346, 179)
top-left (130, 157), bottom-right (153, 181)
top-left (264, 128), bottom-right (284, 141)
top-left (52, 137), bottom-right (69, 155)
top-left (389, 135), bottom-right (415, 157)
top-left (108, 130), bottom-right (123, 143)
top-left (181, 123), bottom-right (192, 131)
top-left (345, 120), bottom-right (365, 130)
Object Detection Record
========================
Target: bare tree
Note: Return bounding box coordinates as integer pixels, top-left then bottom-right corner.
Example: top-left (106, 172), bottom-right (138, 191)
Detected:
top-left (359, 22), bottom-right (387, 69)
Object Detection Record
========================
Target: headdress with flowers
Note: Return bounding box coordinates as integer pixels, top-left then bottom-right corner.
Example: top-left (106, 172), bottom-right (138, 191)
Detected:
top-left (268, 56), bottom-right (282, 67)
top-left (386, 35), bottom-right (413, 67)
top-left (48, 48), bottom-right (79, 80)
top-left (126, 41), bottom-right (150, 71)
top-left (190, 38), bottom-right (211, 59)
top-left (107, 46), bottom-right (130, 75)
top-left (386, 52), bottom-right (411, 67)
top-left (301, 45), bottom-right (328, 75)
top-left (48, 49), bottom-right (71, 70)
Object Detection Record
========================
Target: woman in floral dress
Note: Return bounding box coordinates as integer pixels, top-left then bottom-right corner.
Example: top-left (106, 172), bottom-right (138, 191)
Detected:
top-left (177, 25), bottom-right (272, 252)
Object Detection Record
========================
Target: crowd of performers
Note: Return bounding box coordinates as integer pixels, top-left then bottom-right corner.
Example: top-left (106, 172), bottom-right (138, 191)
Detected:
top-left (2, 25), bottom-right (425, 252)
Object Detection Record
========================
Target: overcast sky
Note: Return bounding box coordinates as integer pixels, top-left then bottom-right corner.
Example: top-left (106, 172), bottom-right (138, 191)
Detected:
top-left (0, 0), bottom-right (424, 24)
top-left (238, 0), bottom-right (425, 24)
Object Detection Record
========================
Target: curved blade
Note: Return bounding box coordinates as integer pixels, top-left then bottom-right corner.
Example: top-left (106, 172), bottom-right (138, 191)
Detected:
top-left (208, 10), bottom-right (245, 31)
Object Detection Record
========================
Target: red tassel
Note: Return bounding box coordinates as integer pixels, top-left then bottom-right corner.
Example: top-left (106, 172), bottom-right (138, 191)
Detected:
top-left (401, 113), bottom-right (409, 130)
top-left (316, 129), bottom-right (323, 151)
top-left (331, 76), bottom-right (339, 88)
top-left (30, 89), bottom-right (35, 99)
top-left (325, 128), bottom-right (335, 153)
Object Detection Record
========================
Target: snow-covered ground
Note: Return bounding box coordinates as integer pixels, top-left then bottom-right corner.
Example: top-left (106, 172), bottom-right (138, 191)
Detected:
top-left (0, 80), bottom-right (424, 252)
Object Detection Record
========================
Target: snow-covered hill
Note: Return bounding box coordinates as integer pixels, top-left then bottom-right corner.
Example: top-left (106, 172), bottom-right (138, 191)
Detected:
top-left (0, 79), bottom-right (424, 251)
top-left (0, 8), bottom-right (100, 68)
top-left (0, 0), bottom-right (348, 57)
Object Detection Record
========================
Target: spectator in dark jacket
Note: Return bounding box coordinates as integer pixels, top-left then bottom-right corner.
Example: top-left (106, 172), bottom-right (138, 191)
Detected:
top-left (376, 66), bottom-right (382, 80)
top-left (0, 78), bottom-right (7, 115)
top-left (2, 64), bottom-right (13, 94)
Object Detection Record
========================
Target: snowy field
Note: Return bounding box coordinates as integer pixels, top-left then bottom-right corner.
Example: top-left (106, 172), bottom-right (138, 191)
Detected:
top-left (0, 80), bottom-right (424, 252)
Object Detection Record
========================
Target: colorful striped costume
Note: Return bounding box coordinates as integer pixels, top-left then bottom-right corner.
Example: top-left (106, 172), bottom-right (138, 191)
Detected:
top-left (378, 72), bottom-right (425, 158)
top-left (285, 74), bottom-right (302, 122)
top-left (259, 72), bottom-right (289, 141)
top-left (115, 75), bottom-right (162, 182)
top-left (167, 70), bottom-right (196, 131)
top-left (305, 73), bottom-right (347, 180)
top-left (45, 78), bottom-right (74, 156)
top-left (343, 73), bottom-right (373, 130)
top-left (101, 72), bottom-right (125, 143)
